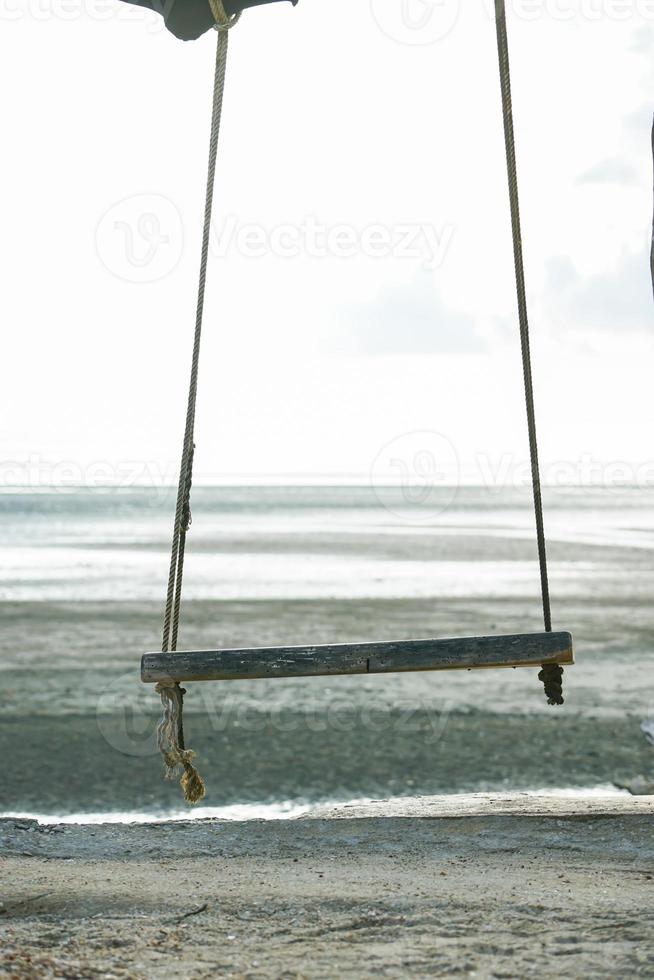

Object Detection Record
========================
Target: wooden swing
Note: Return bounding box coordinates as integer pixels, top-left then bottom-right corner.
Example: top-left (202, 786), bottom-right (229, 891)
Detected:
top-left (140, 0), bottom-right (574, 802)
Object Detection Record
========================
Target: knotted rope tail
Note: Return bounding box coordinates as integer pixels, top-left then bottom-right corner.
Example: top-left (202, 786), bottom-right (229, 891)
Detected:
top-left (494, 0), bottom-right (563, 705)
top-left (156, 3), bottom-right (239, 802)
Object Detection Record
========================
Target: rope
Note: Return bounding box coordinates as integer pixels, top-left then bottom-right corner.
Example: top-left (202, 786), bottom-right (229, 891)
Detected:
top-left (493, 0), bottom-right (562, 705)
top-left (153, 4), bottom-right (564, 796)
top-left (650, 114), bottom-right (653, 299)
top-left (156, 1), bottom-right (239, 802)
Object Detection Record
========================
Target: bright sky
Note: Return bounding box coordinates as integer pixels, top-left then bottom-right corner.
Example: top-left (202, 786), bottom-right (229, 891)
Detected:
top-left (1, 0), bottom-right (652, 487)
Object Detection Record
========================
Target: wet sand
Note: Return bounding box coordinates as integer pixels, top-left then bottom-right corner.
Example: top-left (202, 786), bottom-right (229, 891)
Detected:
top-left (2, 593), bottom-right (654, 816)
top-left (1, 795), bottom-right (653, 978)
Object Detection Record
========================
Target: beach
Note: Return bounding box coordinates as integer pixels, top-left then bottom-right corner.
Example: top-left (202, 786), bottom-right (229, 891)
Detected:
top-left (2, 794), bottom-right (654, 978)
top-left (1, 486), bottom-right (654, 976)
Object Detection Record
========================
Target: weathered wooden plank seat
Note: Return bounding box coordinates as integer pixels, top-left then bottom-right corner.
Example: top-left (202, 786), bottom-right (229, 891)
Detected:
top-left (141, 631), bottom-right (574, 684)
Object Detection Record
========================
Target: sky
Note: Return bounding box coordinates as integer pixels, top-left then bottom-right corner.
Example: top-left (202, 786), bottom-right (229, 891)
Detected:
top-left (1, 0), bottom-right (653, 487)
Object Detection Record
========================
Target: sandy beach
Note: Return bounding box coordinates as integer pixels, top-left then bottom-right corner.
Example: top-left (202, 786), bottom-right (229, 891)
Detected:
top-left (2, 487), bottom-right (654, 976)
top-left (2, 794), bottom-right (653, 978)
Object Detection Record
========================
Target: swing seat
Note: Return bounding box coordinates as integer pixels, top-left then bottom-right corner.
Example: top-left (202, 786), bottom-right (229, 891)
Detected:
top-left (141, 631), bottom-right (573, 684)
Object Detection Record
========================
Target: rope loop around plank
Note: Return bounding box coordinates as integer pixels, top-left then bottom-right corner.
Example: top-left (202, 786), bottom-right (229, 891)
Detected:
top-left (209, 0), bottom-right (241, 29)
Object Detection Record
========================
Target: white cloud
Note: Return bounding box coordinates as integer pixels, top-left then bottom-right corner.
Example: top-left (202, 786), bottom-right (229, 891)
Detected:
top-left (545, 249), bottom-right (653, 334)
top-left (577, 157), bottom-right (639, 186)
top-left (339, 270), bottom-right (507, 355)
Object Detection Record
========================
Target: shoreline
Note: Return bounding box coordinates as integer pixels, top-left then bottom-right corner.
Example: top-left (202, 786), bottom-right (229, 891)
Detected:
top-left (0, 785), bottom-right (642, 827)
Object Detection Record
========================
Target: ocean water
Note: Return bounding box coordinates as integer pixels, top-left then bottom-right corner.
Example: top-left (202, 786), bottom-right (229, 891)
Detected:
top-left (1, 484), bottom-right (653, 818)
top-left (2, 483), bottom-right (654, 602)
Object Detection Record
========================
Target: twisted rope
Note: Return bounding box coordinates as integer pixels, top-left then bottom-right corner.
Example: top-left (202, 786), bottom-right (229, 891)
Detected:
top-left (650, 114), bottom-right (653, 299)
top-left (156, 2), bottom-right (239, 801)
top-left (494, 0), bottom-right (562, 705)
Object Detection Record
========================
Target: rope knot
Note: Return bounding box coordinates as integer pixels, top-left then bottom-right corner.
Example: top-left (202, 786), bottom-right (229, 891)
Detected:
top-left (538, 663), bottom-right (564, 706)
top-left (209, 0), bottom-right (241, 29)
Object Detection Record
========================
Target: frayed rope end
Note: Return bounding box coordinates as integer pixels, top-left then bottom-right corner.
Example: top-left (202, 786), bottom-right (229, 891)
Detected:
top-left (156, 682), bottom-right (206, 803)
top-left (162, 747), bottom-right (206, 804)
top-left (181, 752), bottom-right (206, 804)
